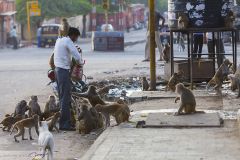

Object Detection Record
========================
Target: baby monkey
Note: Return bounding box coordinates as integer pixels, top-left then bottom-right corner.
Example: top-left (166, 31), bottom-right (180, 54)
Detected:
top-left (28, 96), bottom-right (42, 118)
top-left (174, 83), bottom-right (203, 116)
top-left (10, 114), bottom-right (39, 143)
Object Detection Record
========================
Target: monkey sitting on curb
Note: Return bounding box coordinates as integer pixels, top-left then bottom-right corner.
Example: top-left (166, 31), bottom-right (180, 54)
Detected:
top-left (174, 83), bottom-right (204, 116)
top-left (166, 70), bottom-right (184, 92)
top-left (89, 107), bottom-right (106, 129)
top-left (73, 85), bottom-right (106, 107)
top-left (46, 112), bottom-right (61, 132)
top-left (14, 100), bottom-right (29, 118)
top-left (10, 114), bottom-right (39, 143)
top-left (141, 77), bottom-right (149, 91)
top-left (28, 96), bottom-right (42, 119)
top-left (77, 104), bottom-right (97, 135)
top-left (207, 59), bottom-right (232, 92)
top-left (42, 95), bottom-right (60, 120)
top-left (162, 43), bottom-right (170, 63)
top-left (0, 114), bottom-right (22, 132)
top-left (95, 102), bottom-right (130, 126)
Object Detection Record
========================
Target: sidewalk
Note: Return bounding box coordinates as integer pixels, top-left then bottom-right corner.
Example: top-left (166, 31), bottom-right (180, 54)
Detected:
top-left (80, 91), bottom-right (240, 160)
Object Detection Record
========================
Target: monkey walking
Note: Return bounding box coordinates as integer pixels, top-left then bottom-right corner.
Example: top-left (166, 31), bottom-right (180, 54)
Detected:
top-left (174, 83), bottom-right (204, 116)
top-left (95, 102), bottom-right (130, 126)
top-left (207, 59), bottom-right (232, 92)
top-left (28, 96), bottom-right (42, 118)
top-left (10, 114), bottom-right (39, 143)
top-left (141, 77), bottom-right (149, 91)
top-left (228, 64), bottom-right (240, 97)
top-left (0, 114), bottom-right (22, 132)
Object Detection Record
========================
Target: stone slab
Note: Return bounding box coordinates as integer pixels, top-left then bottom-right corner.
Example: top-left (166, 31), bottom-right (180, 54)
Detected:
top-left (145, 112), bottom-right (222, 128)
top-left (128, 90), bottom-right (219, 101)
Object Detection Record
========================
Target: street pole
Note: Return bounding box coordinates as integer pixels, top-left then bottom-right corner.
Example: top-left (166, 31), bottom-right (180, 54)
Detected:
top-left (91, 0), bottom-right (96, 31)
top-left (148, 0), bottom-right (156, 90)
top-left (26, 1), bottom-right (32, 44)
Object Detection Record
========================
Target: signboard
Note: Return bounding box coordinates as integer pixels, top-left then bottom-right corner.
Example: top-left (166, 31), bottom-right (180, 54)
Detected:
top-left (29, 1), bottom-right (41, 16)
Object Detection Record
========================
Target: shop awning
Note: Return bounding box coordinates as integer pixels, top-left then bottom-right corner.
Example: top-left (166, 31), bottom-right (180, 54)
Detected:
top-left (0, 11), bottom-right (17, 16)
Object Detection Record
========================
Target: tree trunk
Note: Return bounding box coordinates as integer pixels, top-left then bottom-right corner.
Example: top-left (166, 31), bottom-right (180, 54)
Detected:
top-left (82, 14), bottom-right (87, 38)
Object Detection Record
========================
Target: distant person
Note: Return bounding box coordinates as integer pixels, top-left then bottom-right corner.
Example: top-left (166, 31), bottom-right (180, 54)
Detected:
top-left (143, 11), bottom-right (165, 62)
top-left (207, 32), bottom-right (225, 67)
top-left (37, 27), bottom-right (42, 48)
top-left (193, 32), bottom-right (203, 58)
top-left (54, 27), bottom-right (83, 131)
top-left (10, 26), bottom-right (18, 49)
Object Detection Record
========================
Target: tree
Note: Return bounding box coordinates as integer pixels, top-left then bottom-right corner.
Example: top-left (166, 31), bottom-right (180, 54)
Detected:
top-left (16, 0), bottom-right (92, 24)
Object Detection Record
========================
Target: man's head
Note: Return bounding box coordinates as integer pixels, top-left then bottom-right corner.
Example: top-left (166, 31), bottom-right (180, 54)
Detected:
top-left (68, 27), bottom-right (81, 42)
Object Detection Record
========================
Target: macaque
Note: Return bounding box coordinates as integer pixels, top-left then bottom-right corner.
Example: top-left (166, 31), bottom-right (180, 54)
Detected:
top-left (207, 59), bottom-right (232, 91)
top-left (95, 102), bottom-right (130, 126)
top-left (175, 83), bottom-right (204, 116)
top-left (228, 64), bottom-right (240, 97)
top-left (73, 85), bottom-right (106, 107)
top-left (28, 96), bottom-right (42, 118)
top-left (59, 18), bottom-right (70, 37)
top-left (89, 107), bottom-right (105, 129)
top-left (166, 70), bottom-right (184, 92)
top-left (77, 105), bottom-right (97, 135)
top-left (0, 114), bottom-right (22, 132)
top-left (141, 77), bottom-right (149, 91)
top-left (224, 11), bottom-right (235, 28)
top-left (46, 112), bottom-right (61, 132)
top-left (97, 85), bottom-right (115, 97)
top-left (14, 100), bottom-right (29, 118)
top-left (43, 95), bottom-right (59, 120)
top-left (178, 13), bottom-right (189, 29)
top-left (162, 43), bottom-right (170, 63)
top-left (10, 114), bottom-right (39, 143)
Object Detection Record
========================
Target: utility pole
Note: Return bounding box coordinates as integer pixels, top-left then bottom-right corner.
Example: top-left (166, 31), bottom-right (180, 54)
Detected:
top-left (148, 0), bottom-right (156, 90)
top-left (91, 0), bottom-right (96, 31)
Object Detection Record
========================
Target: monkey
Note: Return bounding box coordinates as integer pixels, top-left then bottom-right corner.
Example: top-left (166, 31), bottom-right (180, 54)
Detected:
top-left (96, 84), bottom-right (115, 98)
top-left (28, 96), bottom-right (42, 118)
top-left (141, 77), bottom-right (149, 91)
top-left (178, 13), bottom-right (189, 29)
top-left (95, 102), bottom-right (130, 126)
top-left (224, 11), bottom-right (235, 28)
top-left (166, 70), bottom-right (185, 92)
top-left (162, 43), bottom-right (170, 63)
top-left (73, 85), bottom-right (106, 107)
top-left (42, 95), bottom-right (60, 120)
top-left (0, 114), bottom-right (22, 132)
top-left (174, 83), bottom-right (204, 116)
top-left (77, 104), bottom-right (97, 135)
top-left (46, 112), bottom-right (61, 132)
top-left (59, 18), bottom-right (70, 37)
top-left (207, 59), bottom-right (232, 92)
top-left (10, 114), bottom-right (39, 143)
top-left (89, 107), bottom-right (105, 129)
top-left (228, 64), bottom-right (240, 97)
top-left (14, 100), bottom-right (29, 118)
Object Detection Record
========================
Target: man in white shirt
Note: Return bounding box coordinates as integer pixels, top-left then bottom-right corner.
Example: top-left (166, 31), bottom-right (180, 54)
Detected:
top-left (10, 26), bottom-right (18, 49)
top-left (54, 27), bottom-right (82, 131)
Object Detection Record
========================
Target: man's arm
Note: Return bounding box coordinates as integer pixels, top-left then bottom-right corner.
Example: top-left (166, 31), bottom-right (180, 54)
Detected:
top-left (66, 39), bottom-right (82, 63)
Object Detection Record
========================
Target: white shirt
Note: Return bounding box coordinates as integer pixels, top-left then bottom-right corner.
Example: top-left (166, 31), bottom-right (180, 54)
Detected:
top-left (53, 37), bottom-right (81, 70)
top-left (10, 28), bottom-right (17, 37)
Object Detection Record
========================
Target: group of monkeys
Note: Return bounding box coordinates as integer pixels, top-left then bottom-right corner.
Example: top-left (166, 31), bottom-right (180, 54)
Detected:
top-left (74, 85), bottom-right (130, 134)
top-left (142, 58), bottom-right (239, 115)
top-left (0, 95), bottom-right (60, 143)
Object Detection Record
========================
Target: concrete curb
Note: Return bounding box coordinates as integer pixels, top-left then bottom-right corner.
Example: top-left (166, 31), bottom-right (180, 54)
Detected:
top-left (80, 128), bottom-right (112, 160)
top-left (124, 39), bottom-right (146, 47)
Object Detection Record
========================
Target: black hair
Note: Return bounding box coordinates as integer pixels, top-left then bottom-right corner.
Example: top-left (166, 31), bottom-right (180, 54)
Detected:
top-left (68, 27), bottom-right (80, 37)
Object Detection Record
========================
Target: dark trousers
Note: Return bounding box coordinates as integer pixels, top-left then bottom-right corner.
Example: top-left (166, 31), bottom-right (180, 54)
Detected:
top-left (55, 67), bottom-right (71, 128)
top-left (37, 36), bottom-right (41, 48)
top-left (207, 39), bottom-right (225, 67)
top-left (193, 34), bottom-right (203, 58)
top-left (12, 37), bottom-right (18, 49)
